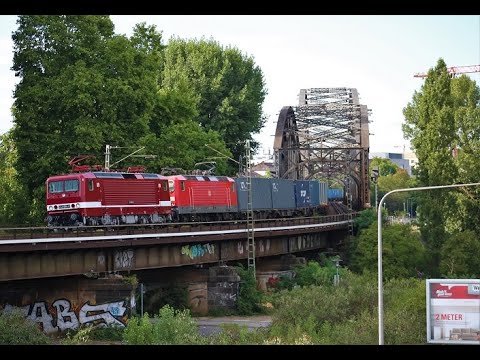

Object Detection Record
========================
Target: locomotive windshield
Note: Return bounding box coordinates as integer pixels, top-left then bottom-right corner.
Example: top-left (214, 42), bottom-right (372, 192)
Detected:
top-left (168, 179), bottom-right (175, 193)
top-left (48, 179), bottom-right (79, 194)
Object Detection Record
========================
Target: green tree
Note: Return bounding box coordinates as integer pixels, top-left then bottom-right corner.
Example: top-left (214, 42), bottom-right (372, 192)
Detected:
top-left (369, 157), bottom-right (398, 177)
top-left (11, 16), bottom-right (164, 222)
top-left (377, 168), bottom-right (413, 213)
top-left (0, 132), bottom-right (29, 225)
top-left (353, 208), bottom-right (377, 235)
top-left (350, 221), bottom-right (426, 279)
top-left (369, 157), bottom-right (404, 211)
top-left (402, 58), bottom-right (454, 272)
top-left (439, 230), bottom-right (480, 277)
top-left (403, 58), bottom-right (480, 273)
top-left (161, 38), bottom-right (267, 171)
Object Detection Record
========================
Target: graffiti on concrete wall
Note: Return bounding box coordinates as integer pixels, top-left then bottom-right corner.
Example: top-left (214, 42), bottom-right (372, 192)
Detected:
top-left (237, 239), bottom-right (270, 255)
top-left (237, 241), bottom-right (244, 254)
top-left (209, 282), bottom-right (238, 308)
top-left (258, 239), bottom-right (271, 253)
top-left (114, 249), bottom-right (135, 269)
top-left (289, 234), bottom-right (326, 252)
top-left (2, 299), bottom-right (127, 334)
top-left (188, 283), bottom-right (208, 315)
top-left (181, 243), bottom-right (215, 259)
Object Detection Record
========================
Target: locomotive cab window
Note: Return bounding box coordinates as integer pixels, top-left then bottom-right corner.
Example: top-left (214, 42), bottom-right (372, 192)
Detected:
top-left (48, 179), bottom-right (79, 193)
top-left (168, 180), bottom-right (175, 193)
top-left (181, 181), bottom-right (185, 191)
top-left (231, 183), bottom-right (235, 192)
top-left (88, 179), bottom-right (94, 191)
top-left (48, 181), bottom-right (63, 193)
top-left (162, 181), bottom-right (168, 191)
top-left (64, 179), bottom-right (79, 192)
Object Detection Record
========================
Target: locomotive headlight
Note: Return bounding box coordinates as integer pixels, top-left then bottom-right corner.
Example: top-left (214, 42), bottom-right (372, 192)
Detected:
top-left (76, 203), bottom-right (80, 208)
top-left (48, 206), bottom-right (53, 211)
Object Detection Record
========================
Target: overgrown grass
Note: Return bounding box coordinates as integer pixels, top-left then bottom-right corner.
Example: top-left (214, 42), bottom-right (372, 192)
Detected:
top-left (268, 267), bottom-right (427, 345)
top-left (0, 309), bottom-right (51, 345)
top-left (61, 324), bottom-right (125, 344)
top-left (123, 305), bottom-right (204, 345)
top-left (206, 323), bottom-right (269, 345)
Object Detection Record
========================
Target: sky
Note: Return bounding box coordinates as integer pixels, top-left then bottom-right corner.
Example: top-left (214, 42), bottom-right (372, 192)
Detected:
top-left (0, 15), bottom-right (479, 156)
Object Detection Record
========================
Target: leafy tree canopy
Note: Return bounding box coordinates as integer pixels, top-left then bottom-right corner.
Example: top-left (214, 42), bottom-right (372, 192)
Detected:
top-left (350, 221), bottom-right (426, 279)
top-left (0, 131), bottom-right (29, 225)
top-left (161, 37), bottom-right (267, 169)
top-left (402, 58), bottom-right (480, 271)
top-left (440, 230), bottom-right (480, 277)
top-left (369, 157), bottom-right (399, 177)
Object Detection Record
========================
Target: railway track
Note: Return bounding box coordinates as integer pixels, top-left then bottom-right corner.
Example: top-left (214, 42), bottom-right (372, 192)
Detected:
top-left (0, 212), bottom-right (354, 241)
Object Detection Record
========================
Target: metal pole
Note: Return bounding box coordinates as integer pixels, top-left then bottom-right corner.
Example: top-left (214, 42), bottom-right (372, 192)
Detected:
top-left (105, 144), bottom-right (111, 171)
top-left (246, 140), bottom-right (256, 278)
top-left (140, 283), bottom-right (144, 317)
top-left (377, 182), bottom-right (480, 345)
top-left (375, 182), bottom-right (378, 212)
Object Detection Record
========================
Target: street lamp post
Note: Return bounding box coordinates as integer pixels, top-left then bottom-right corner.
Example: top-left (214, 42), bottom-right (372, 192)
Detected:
top-left (377, 182), bottom-right (480, 345)
top-left (371, 166), bottom-right (379, 211)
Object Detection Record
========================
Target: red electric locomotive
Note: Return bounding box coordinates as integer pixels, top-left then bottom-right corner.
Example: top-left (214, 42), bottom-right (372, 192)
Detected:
top-left (46, 172), bottom-right (171, 227)
top-left (167, 175), bottom-right (238, 222)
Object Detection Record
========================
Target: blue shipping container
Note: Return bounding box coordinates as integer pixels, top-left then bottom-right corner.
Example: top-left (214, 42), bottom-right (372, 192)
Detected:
top-left (235, 178), bottom-right (272, 211)
top-left (271, 179), bottom-right (296, 209)
top-left (294, 180), bottom-right (312, 208)
top-left (328, 188), bottom-right (344, 200)
top-left (309, 180), bottom-right (320, 207)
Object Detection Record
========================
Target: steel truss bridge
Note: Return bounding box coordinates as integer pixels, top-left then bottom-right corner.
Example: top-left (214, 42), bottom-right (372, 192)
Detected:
top-left (273, 88), bottom-right (371, 210)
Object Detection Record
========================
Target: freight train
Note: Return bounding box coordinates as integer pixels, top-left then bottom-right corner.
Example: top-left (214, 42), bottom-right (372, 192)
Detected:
top-left (327, 188), bottom-right (344, 201)
top-left (46, 171), bottom-right (329, 227)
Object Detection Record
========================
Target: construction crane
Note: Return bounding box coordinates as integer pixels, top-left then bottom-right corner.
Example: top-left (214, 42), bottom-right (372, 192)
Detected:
top-left (414, 64), bottom-right (480, 79)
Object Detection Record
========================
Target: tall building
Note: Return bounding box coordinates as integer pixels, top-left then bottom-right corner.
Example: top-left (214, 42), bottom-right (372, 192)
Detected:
top-left (370, 152), bottom-right (416, 176)
top-left (403, 151), bottom-right (418, 172)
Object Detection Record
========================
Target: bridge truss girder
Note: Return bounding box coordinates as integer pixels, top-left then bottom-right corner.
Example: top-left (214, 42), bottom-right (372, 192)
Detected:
top-left (273, 88), bottom-right (371, 210)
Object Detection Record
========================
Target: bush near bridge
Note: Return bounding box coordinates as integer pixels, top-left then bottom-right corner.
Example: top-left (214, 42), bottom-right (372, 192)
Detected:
top-left (0, 308), bottom-right (51, 344)
top-left (123, 305), bottom-right (203, 345)
top-left (268, 269), bottom-right (426, 344)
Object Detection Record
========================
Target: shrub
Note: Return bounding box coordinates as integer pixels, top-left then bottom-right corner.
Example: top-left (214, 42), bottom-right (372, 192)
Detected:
top-left (123, 305), bottom-right (203, 345)
top-left (0, 308), bottom-right (51, 345)
top-left (61, 325), bottom-right (94, 345)
top-left (236, 265), bottom-right (264, 315)
top-left (123, 313), bottom-right (155, 345)
top-left (383, 278), bottom-right (426, 344)
top-left (89, 325), bottom-right (124, 341)
top-left (269, 272), bottom-right (427, 344)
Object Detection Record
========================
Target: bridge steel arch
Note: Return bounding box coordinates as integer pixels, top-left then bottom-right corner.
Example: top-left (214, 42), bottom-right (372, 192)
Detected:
top-left (274, 88), bottom-right (371, 210)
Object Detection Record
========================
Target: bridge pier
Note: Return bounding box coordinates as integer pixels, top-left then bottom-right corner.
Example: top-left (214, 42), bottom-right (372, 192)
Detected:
top-left (207, 266), bottom-right (240, 313)
top-left (0, 275), bottom-right (136, 333)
